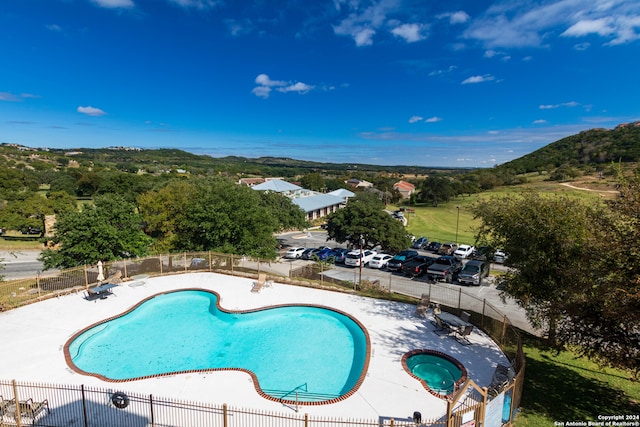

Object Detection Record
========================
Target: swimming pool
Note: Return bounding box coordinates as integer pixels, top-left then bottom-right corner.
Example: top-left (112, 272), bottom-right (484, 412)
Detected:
top-left (65, 289), bottom-right (370, 404)
top-left (402, 350), bottom-right (467, 397)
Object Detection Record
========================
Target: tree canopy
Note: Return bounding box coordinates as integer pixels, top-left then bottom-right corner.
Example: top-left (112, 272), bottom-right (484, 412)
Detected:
top-left (473, 181), bottom-right (640, 375)
top-left (137, 178), bottom-right (306, 258)
top-left (325, 192), bottom-right (411, 253)
top-left (40, 194), bottom-right (151, 269)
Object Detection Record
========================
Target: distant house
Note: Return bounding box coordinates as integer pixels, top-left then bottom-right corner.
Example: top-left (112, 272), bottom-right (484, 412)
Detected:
top-left (252, 178), bottom-right (351, 221)
top-left (345, 178), bottom-right (374, 189)
top-left (238, 177), bottom-right (266, 187)
top-left (393, 180), bottom-right (415, 199)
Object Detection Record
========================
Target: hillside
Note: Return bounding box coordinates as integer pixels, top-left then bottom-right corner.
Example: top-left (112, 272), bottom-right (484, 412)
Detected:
top-left (0, 144), bottom-right (464, 178)
top-left (498, 121), bottom-right (640, 174)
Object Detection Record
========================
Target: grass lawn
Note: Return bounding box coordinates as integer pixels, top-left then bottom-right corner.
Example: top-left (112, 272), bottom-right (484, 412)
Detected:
top-left (516, 335), bottom-right (640, 427)
top-left (391, 182), bottom-right (606, 246)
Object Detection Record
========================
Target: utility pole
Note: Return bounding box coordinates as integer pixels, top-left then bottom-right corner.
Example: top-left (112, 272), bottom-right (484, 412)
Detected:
top-left (455, 206), bottom-right (460, 245)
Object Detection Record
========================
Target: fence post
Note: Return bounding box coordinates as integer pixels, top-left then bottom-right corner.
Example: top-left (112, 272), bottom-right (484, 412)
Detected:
top-left (183, 253), bottom-right (187, 271)
top-left (84, 264), bottom-right (89, 288)
top-left (149, 394), bottom-right (155, 427)
top-left (124, 259), bottom-right (128, 278)
top-left (482, 299), bottom-right (486, 330)
top-left (390, 417), bottom-right (394, 426)
top-left (12, 379), bottom-right (22, 427)
top-left (231, 254), bottom-right (234, 272)
top-left (388, 272), bottom-right (392, 292)
top-left (458, 287), bottom-right (462, 313)
top-left (304, 413), bottom-right (309, 427)
top-left (36, 271), bottom-right (41, 298)
top-left (223, 403), bottom-right (228, 427)
top-left (208, 251), bottom-right (212, 272)
top-left (81, 384), bottom-right (89, 427)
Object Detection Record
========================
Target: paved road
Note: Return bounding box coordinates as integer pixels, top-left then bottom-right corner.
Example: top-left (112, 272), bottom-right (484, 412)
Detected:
top-left (0, 250), bottom-right (48, 280)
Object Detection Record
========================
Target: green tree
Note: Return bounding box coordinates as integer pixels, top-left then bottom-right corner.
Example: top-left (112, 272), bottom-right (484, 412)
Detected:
top-left (473, 192), bottom-right (600, 344)
top-left (40, 194), bottom-right (150, 269)
top-left (300, 173), bottom-right (326, 192)
top-left (138, 178), bottom-right (296, 258)
top-left (416, 176), bottom-right (455, 206)
top-left (325, 192), bottom-right (411, 253)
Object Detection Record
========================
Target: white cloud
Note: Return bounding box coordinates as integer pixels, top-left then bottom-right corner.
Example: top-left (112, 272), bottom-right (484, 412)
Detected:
top-left (573, 42), bottom-right (591, 50)
top-left (77, 106), bottom-right (107, 116)
top-left (461, 74), bottom-right (495, 84)
top-left (391, 23), bottom-right (427, 43)
top-left (429, 65), bottom-right (457, 76)
top-left (168, 0), bottom-right (222, 9)
top-left (277, 82), bottom-right (315, 94)
top-left (464, 0), bottom-right (640, 48)
top-left (425, 116), bottom-right (443, 123)
top-left (539, 101), bottom-right (579, 109)
top-left (562, 18), bottom-right (615, 37)
top-left (253, 74), bottom-right (315, 98)
top-left (0, 92), bottom-right (21, 102)
top-left (408, 115), bottom-right (424, 123)
top-left (533, 119), bottom-right (548, 124)
top-left (91, 0), bottom-right (134, 8)
top-left (354, 28), bottom-right (376, 46)
top-left (46, 24), bottom-right (62, 32)
top-left (332, 0), bottom-right (398, 46)
top-left (438, 11), bottom-right (470, 25)
top-left (0, 92), bottom-right (39, 102)
top-left (255, 74), bottom-right (286, 87)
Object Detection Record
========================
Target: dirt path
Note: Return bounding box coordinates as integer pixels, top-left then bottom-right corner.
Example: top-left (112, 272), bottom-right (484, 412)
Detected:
top-left (560, 182), bottom-right (619, 195)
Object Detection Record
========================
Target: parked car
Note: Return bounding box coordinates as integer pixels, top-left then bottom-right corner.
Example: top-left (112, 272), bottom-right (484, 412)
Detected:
top-left (21, 226), bottom-right (42, 235)
top-left (411, 237), bottom-right (428, 249)
top-left (387, 249), bottom-right (419, 272)
top-left (425, 241), bottom-right (442, 253)
top-left (284, 247), bottom-right (306, 259)
top-left (300, 248), bottom-right (322, 260)
top-left (312, 247), bottom-right (333, 261)
top-left (345, 249), bottom-right (377, 267)
top-left (327, 248), bottom-right (349, 264)
top-left (438, 242), bottom-right (458, 255)
top-left (426, 255), bottom-right (463, 283)
top-left (401, 255), bottom-right (434, 277)
top-left (494, 250), bottom-right (507, 264)
top-left (369, 253), bottom-right (393, 269)
top-left (470, 246), bottom-right (491, 261)
top-left (457, 260), bottom-right (490, 286)
top-left (453, 244), bottom-right (475, 259)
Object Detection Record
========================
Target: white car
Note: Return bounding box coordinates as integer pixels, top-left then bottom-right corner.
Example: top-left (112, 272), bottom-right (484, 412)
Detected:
top-left (453, 244), bottom-right (475, 259)
top-left (284, 247), bottom-right (306, 259)
top-left (345, 250), bottom-right (377, 267)
top-left (368, 253), bottom-right (393, 269)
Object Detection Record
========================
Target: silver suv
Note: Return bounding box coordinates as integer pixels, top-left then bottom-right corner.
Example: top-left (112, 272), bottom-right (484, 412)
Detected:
top-left (457, 260), bottom-right (490, 286)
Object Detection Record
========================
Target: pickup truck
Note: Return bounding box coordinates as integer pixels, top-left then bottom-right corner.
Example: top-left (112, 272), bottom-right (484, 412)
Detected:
top-left (426, 255), bottom-right (463, 283)
top-left (401, 255), bottom-right (434, 277)
top-left (386, 249), bottom-right (419, 272)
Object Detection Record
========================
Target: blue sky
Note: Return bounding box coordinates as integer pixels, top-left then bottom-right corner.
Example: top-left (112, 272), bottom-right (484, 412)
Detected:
top-left (1, 0), bottom-right (639, 167)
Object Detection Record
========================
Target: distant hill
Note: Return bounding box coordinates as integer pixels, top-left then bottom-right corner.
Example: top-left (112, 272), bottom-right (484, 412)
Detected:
top-left (0, 144), bottom-right (467, 177)
top-left (498, 121), bottom-right (640, 174)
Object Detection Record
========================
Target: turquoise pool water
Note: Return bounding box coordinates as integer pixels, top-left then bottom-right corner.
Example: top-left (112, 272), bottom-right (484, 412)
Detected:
top-left (405, 353), bottom-right (463, 395)
top-left (66, 290), bottom-right (369, 402)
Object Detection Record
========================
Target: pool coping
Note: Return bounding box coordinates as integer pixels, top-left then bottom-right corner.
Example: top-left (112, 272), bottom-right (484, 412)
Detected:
top-left (63, 287), bottom-right (372, 407)
top-left (401, 349), bottom-right (468, 400)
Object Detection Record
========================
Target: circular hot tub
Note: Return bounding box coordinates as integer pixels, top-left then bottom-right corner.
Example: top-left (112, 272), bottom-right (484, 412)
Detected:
top-left (402, 349), bottom-right (467, 398)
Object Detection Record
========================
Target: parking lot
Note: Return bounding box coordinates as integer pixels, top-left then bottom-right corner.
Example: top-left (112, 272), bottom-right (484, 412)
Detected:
top-left (275, 231), bottom-right (533, 334)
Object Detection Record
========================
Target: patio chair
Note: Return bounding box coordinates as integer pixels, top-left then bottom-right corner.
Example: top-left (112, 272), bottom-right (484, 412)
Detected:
top-left (251, 273), bottom-right (267, 293)
top-left (454, 324), bottom-right (474, 345)
top-left (414, 294), bottom-right (430, 317)
top-left (10, 398), bottom-right (50, 426)
top-left (431, 315), bottom-right (452, 335)
top-left (0, 395), bottom-right (11, 417)
top-left (460, 311), bottom-right (471, 323)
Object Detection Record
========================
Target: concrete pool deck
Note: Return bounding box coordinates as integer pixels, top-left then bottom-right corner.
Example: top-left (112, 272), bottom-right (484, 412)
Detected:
top-left (1, 272), bottom-right (510, 421)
